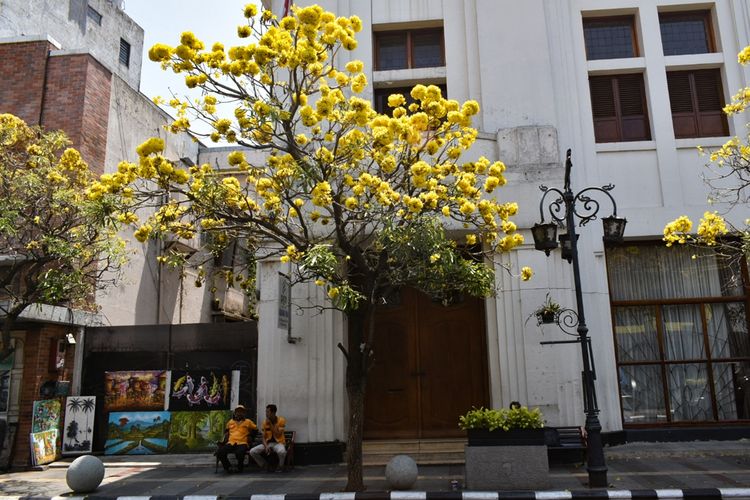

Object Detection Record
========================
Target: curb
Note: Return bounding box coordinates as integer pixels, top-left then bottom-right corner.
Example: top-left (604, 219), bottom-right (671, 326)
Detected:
top-left (5, 490), bottom-right (750, 500)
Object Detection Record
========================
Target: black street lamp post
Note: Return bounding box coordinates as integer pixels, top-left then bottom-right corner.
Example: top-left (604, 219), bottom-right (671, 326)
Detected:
top-left (530, 149), bottom-right (626, 488)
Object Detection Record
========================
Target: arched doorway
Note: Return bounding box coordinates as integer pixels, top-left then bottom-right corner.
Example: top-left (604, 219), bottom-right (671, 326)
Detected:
top-left (364, 287), bottom-right (489, 439)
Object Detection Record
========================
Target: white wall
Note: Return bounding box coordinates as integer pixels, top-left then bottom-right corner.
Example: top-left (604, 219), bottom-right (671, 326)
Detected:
top-left (223, 0), bottom-right (750, 437)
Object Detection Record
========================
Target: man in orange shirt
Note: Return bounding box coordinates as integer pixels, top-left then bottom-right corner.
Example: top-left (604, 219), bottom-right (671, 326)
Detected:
top-left (249, 404), bottom-right (287, 471)
top-left (217, 405), bottom-right (257, 473)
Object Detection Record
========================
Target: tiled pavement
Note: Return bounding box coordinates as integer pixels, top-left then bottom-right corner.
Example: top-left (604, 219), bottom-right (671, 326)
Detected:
top-left (0, 441), bottom-right (748, 498)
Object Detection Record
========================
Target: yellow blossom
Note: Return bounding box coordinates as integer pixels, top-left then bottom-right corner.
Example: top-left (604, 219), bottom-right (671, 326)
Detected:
top-left (521, 267), bottom-right (533, 281)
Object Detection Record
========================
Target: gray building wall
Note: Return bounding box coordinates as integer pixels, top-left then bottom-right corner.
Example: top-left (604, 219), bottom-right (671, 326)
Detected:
top-left (0, 0), bottom-right (143, 89)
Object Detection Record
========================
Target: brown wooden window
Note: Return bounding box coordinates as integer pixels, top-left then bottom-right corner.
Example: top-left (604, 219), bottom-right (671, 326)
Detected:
top-left (583, 16), bottom-right (637, 60)
top-left (660, 11), bottom-right (714, 56)
top-left (589, 74), bottom-right (650, 143)
top-left (375, 28), bottom-right (445, 71)
top-left (374, 84), bottom-right (447, 115)
top-left (667, 69), bottom-right (728, 138)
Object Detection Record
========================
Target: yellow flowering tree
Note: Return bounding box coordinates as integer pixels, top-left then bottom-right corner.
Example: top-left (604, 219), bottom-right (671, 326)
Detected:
top-left (0, 114), bottom-right (128, 357)
top-left (103, 4), bottom-right (523, 490)
top-left (664, 45), bottom-right (750, 257)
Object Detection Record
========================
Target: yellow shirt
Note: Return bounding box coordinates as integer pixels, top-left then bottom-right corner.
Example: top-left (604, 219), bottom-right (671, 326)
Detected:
top-left (262, 416), bottom-right (286, 444)
top-left (226, 418), bottom-right (257, 445)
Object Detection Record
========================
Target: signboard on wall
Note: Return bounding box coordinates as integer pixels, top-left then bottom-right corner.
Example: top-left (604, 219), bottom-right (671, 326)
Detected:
top-left (278, 273), bottom-right (290, 330)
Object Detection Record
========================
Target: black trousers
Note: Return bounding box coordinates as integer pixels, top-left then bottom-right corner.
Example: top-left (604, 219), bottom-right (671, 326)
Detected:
top-left (217, 443), bottom-right (248, 471)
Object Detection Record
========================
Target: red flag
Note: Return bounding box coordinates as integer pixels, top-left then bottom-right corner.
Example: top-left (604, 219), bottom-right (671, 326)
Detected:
top-left (283, 0), bottom-right (292, 17)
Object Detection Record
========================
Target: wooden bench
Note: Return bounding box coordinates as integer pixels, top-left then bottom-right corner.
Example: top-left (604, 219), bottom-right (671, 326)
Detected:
top-left (545, 426), bottom-right (586, 464)
top-left (215, 430), bottom-right (295, 472)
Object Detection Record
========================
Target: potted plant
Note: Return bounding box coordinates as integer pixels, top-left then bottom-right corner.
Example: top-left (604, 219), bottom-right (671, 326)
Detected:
top-left (528, 293), bottom-right (561, 325)
top-left (459, 406), bottom-right (549, 489)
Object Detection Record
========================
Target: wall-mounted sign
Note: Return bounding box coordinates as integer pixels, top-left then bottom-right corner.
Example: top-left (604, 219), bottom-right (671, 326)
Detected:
top-left (278, 273), bottom-right (290, 330)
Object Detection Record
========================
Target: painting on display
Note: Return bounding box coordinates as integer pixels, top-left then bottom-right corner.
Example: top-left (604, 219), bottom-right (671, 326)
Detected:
top-left (105, 411), bottom-right (171, 455)
top-left (167, 410), bottom-right (231, 453)
top-left (62, 396), bottom-right (95, 455)
top-left (30, 429), bottom-right (58, 465)
top-left (31, 399), bottom-right (61, 433)
top-left (104, 371), bottom-right (167, 411)
top-left (168, 370), bottom-right (231, 411)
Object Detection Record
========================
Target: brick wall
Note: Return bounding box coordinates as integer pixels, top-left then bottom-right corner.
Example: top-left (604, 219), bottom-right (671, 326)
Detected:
top-left (0, 41), bottom-right (54, 125)
top-left (42, 54), bottom-right (112, 175)
top-left (11, 325), bottom-right (75, 469)
top-left (0, 42), bottom-right (112, 174)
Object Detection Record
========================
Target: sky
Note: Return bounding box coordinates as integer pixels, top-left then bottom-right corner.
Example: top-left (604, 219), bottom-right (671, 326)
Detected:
top-left (122, 1), bottom-right (252, 101)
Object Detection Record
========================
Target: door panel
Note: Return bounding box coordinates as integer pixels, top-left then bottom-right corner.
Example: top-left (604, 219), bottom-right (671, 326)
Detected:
top-left (418, 293), bottom-right (487, 437)
top-left (364, 289), bottom-right (419, 438)
top-left (364, 288), bottom-right (488, 439)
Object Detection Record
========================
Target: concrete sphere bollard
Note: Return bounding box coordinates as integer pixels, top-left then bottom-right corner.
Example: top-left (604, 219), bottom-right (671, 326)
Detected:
top-left (385, 454), bottom-right (418, 490)
top-left (66, 455), bottom-right (105, 493)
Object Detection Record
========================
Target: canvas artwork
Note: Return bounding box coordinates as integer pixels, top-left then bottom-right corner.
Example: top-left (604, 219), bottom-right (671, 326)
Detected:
top-left (31, 399), bottom-right (61, 433)
top-left (167, 410), bottom-right (231, 453)
top-left (30, 429), bottom-right (58, 465)
top-left (104, 371), bottom-right (167, 411)
top-left (62, 396), bottom-right (95, 455)
top-left (168, 370), bottom-right (231, 411)
top-left (105, 411), bottom-right (171, 455)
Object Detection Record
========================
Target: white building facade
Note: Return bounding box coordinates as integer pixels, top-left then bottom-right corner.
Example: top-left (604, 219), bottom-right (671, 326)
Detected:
top-left (255, 0), bottom-right (750, 444)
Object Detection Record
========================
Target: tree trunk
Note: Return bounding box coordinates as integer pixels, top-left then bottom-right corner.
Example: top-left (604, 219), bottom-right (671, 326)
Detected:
top-left (343, 306), bottom-right (370, 491)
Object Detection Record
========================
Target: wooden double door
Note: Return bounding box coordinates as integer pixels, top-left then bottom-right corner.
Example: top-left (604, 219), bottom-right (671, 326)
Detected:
top-left (363, 288), bottom-right (489, 439)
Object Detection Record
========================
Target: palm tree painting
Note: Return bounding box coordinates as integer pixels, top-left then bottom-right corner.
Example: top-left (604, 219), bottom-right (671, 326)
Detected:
top-left (62, 396), bottom-right (95, 455)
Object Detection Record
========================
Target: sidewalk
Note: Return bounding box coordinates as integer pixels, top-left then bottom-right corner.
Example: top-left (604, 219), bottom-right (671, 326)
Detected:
top-left (0, 440), bottom-right (748, 499)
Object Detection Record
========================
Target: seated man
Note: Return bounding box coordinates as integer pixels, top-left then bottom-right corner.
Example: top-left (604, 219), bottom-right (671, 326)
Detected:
top-left (216, 404), bottom-right (257, 473)
top-left (249, 403), bottom-right (286, 471)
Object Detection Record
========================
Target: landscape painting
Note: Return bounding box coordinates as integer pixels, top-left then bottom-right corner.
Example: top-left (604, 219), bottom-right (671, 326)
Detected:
top-left (104, 371), bottom-right (167, 411)
top-left (105, 411), bottom-right (171, 455)
top-left (62, 396), bottom-right (95, 455)
top-left (30, 429), bottom-right (58, 465)
top-left (168, 370), bottom-right (231, 411)
top-left (31, 399), bottom-right (61, 433)
top-left (168, 410), bottom-right (231, 453)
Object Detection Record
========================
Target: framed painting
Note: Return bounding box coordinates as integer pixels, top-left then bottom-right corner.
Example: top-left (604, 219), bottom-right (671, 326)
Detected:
top-left (167, 410), bottom-right (231, 453)
top-left (168, 370), bottom-right (231, 411)
top-left (62, 396), bottom-right (95, 455)
top-left (31, 399), bottom-right (61, 434)
top-left (104, 371), bottom-right (167, 411)
top-left (105, 411), bottom-right (171, 455)
top-left (30, 429), bottom-right (58, 465)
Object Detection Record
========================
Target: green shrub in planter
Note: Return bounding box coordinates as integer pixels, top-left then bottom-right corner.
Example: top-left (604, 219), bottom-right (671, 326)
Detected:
top-left (458, 406), bottom-right (544, 431)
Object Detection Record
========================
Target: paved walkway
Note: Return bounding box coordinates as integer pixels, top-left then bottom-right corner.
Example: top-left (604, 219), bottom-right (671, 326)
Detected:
top-left (0, 441), bottom-right (748, 498)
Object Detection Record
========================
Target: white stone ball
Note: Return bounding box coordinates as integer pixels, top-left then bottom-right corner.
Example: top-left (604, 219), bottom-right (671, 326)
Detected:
top-left (385, 454), bottom-right (418, 490)
top-left (66, 455), bottom-right (105, 493)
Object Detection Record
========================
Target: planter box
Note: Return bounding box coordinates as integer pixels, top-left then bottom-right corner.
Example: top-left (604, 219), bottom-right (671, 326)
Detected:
top-left (467, 428), bottom-right (546, 446)
top-left (464, 429), bottom-right (549, 490)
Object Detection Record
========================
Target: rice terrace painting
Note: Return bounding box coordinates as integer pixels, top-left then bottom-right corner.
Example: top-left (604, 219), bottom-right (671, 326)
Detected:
top-left (168, 370), bottom-right (231, 411)
top-left (168, 410), bottom-right (231, 453)
top-left (104, 371), bottom-right (167, 411)
top-left (62, 396), bottom-right (95, 455)
top-left (105, 411), bottom-right (171, 455)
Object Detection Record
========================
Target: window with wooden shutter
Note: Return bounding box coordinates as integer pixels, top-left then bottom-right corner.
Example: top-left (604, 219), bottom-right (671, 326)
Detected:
top-left (589, 74), bottom-right (651, 143)
top-left (667, 69), bottom-right (728, 138)
top-left (375, 28), bottom-right (444, 71)
top-left (374, 84), bottom-right (447, 115)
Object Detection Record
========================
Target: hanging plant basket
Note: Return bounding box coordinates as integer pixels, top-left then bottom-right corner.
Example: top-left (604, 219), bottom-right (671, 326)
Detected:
top-left (538, 310), bottom-right (557, 324)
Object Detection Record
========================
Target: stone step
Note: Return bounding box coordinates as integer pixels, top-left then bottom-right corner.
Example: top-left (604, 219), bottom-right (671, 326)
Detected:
top-left (363, 439), bottom-right (467, 466)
